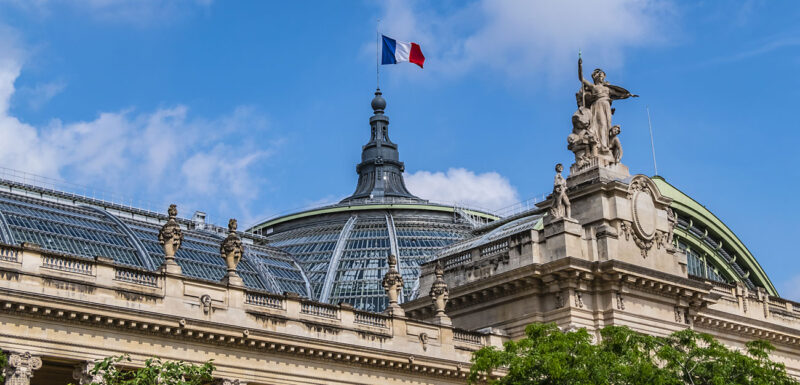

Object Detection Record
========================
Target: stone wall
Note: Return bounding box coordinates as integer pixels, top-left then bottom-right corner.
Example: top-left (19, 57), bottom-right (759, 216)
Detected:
top-left (0, 243), bottom-right (503, 384)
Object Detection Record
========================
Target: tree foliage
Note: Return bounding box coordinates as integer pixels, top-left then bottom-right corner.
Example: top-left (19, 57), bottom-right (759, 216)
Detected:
top-left (469, 323), bottom-right (798, 385)
top-left (80, 355), bottom-right (215, 385)
top-left (0, 349), bottom-right (6, 383)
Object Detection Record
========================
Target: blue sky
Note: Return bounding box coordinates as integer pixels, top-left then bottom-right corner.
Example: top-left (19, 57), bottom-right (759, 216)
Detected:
top-left (0, 1), bottom-right (798, 298)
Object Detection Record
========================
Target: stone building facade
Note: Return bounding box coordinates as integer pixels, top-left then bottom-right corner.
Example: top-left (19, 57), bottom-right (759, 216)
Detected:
top-left (0, 70), bottom-right (798, 383)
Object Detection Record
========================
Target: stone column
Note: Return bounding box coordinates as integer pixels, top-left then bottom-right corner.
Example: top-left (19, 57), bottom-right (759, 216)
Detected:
top-left (3, 352), bottom-right (42, 385)
top-left (72, 361), bottom-right (103, 385)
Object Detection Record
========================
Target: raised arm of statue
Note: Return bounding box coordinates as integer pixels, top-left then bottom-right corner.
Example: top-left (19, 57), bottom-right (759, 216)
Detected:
top-left (578, 57), bottom-right (593, 88)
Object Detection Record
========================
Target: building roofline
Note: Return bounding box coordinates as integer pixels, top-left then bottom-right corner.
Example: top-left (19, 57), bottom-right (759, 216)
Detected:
top-left (652, 176), bottom-right (777, 295)
top-left (248, 202), bottom-right (499, 233)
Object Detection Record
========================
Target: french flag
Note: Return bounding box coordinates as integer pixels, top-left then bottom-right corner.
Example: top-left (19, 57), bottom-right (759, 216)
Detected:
top-left (381, 35), bottom-right (425, 68)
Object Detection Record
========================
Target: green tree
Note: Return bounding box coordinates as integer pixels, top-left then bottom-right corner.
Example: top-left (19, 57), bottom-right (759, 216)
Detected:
top-left (79, 355), bottom-right (215, 385)
top-left (469, 323), bottom-right (798, 385)
top-left (0, 349), bottom-right (7, 383)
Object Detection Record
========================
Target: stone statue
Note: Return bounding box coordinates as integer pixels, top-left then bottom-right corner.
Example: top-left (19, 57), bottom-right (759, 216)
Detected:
top-left (429, 262), bottom-right (449, 319)
top-left (609, 125), bottom-right (622, 163)
top-left (220, 219), bottom-right (243, 278)
top-left (567, 92), bottom-right (597, 168)
top-left (549, 163), bottom-right (571, 219)
top-left (158, 204), bottom-right (183, 268)
top-left (578, 57), bottom-right (637, 150)
top-left (382, 254), bottom-right (404, 314)
top-left (569, 55), bottom-right (636, 170)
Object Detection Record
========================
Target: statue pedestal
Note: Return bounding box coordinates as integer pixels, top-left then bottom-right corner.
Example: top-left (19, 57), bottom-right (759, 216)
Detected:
top-left (567, 162), bottom-right (630, 188)
top-left (221, 271), bottom-right (244, 287)
top-left (542, 217), bottom-right (583, 262)
top-left (385, 303), bottom-right (405, 317)
top-left (160, 258), bottom-right (182, 275)
top-left (432, 313), bottom-right (452, 326)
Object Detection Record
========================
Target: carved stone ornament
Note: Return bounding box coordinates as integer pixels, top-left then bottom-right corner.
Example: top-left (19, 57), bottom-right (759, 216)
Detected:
top-left (220, 219), bottom-right (243, 274)
top-left (200, 294), bottom-right (212, 314)
top-left (4, 352), bottom-right (42, 385)
top-left (569, 55), bottom-right (637, 171)
top-left (73, 361), bottom-right (103, 385)
top-left (382, 254), bottom-right (404, 307)
top-left (554, 291), bottom-right (565, 309)
top-left (615, 292), bottom-right (625, 310)
top-left (574, 291), bottom-right (584, 308)
top-left (429, 262), bottom-right (449, 317)
top-left (548, 163), bottom-right (571, 220)
top-left (158, 204), bottom-right (183, 261)
top-left (622, 176), bottom-right (667, 258)
top-left (419, 332), bottom-right (429, 351)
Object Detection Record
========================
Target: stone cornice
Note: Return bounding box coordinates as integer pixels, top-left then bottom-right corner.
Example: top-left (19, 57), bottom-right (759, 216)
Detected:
top-left (0, 244), bottom-right (498, 381)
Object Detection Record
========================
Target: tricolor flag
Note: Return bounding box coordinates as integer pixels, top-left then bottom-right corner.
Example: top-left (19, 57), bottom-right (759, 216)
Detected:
top-left (381, 35), bottom-right (425, 68)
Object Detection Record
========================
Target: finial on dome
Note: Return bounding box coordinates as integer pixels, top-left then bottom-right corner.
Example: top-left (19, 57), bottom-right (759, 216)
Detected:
top-left (371, 88), bottom-right (386, 114)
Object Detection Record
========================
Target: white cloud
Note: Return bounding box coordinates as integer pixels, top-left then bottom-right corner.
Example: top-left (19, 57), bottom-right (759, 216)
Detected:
top-left (404, 168), bottom-right (519, 212)
top-left (16, 80), bottom-right (66, 110)
top-left (377, 0), bottom-right (673, 81)
top-left (0, 29), bottom-right (275, 224)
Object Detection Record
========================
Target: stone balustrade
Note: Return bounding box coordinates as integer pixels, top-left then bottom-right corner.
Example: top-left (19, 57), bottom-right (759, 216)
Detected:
top-left (0, 242), bottom-right (503, 384)
top-left (41, 254), bottom-right (94, 276)
top-left (244, 291), bottom-right (284, 309)
top-left (115, 267), bottom-right (160, 287)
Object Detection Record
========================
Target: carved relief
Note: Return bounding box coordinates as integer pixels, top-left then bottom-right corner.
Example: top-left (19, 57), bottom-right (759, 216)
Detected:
top-left (73, 361), bottom-right (103, 385)
top-left (622, 176), bottom-right (668, 258)
top-left (615, 292), bottom-right (625, 310)
top-left (620, 221), bottom-right (653, 257)
top-left (200, 294), bottom-right (212, 314)
top-left (574, 291), bottom-right (584, 308)
top-left (419, 332), bottom-right (429, 351)
top-left (4, 352), bottom-right (42, 385)
top-left (666, 207), bottom-right (677, 251)
top-left (554, 291), bottom-right (565, 309)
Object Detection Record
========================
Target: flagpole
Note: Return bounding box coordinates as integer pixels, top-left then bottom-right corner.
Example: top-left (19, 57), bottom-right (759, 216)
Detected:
top-left (376, 19), bottom-right (381, 89)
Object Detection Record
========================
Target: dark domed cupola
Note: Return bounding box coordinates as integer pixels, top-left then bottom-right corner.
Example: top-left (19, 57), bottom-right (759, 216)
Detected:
top-left (340, 89), bottom-right (422, 203)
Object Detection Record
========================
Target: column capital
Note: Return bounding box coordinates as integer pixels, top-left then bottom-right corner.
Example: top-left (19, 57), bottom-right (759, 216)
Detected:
top-left (72, 360), bottom-right (103, 385)
top-left (4, 352), bottom-right (42, 385)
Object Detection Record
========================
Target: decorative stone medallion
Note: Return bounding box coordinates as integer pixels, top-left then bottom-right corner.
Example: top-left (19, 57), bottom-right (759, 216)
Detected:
top-left (632, 190), bottom-right (657, 240)
top-left (622, 176), bottom-right (664, 257)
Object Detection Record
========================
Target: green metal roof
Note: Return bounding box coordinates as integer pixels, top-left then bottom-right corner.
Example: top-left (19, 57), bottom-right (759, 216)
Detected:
top-left (653, 176), bottom-right (777, 296)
